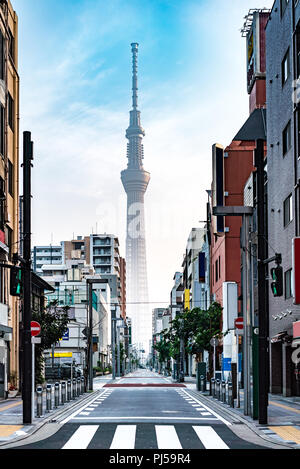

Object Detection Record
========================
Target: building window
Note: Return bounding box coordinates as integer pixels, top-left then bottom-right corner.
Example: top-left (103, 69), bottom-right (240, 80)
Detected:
top-left (218, 255), bottom-right (221, 278)
top-left (282, 49), bottom-right (290, 86)
top-left (5, 226), bottom-right (12, 259)
top-left (296, 22), bottom-right (300, 79)
top-left (284, 269), bottom-right (292, 299)
top-left (7, 93), bottom-right (14, 131)
top-left (0, 176), bottom-right (4, 230)
top-left (281, 0), bottom-right (289, 16)
top-left (215, 259), bottom-right (218, 283)
top-left (8, 160), bottom-right (13, 196)
top-left (0, 29), bottom-right (4, 81)
top-left (8, 28), bottom-right (14, 62)
top-left (283, 121), bottom-right (291, 156)
top-left (0, 104), bottom-right (4, 156)
top-left (283, 194), bottom-right (293, 227)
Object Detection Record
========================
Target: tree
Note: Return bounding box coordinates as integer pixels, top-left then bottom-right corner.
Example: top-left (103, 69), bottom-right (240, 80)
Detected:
top-left (185, 302), bottom-right (223, 359)
top-left (32, 300), bottom-right (70, 384)
top-left (153, 332), bottom-right (172, 367)
top-left (157, 302), bottom-right (223, 376)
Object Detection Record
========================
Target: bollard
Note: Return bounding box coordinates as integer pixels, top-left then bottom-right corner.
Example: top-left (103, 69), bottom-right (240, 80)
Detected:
top-left (216, 379), bottom-right (220, 400)
top-left (81, 376), bottom-right (85, 394)
top-left (228, 381), bottom-right (234, 407)
top-left (77, 377), bottom-right (81, 397)
top-left (61, 381), bottom-right (66, 404)
top-left (200, 375), bottom-right (205, 392)
top-left (221, 380), bottom-right (226, 403)
top-left (72, 378), bottom-right (77, 399)
top-left (46, 384), bottom-right (52, 412)
top-left (211, 378), bottom-right (215, 397)
top-left (67, 379), bottom-right (71, 401)
top-left (54, 382), bottom-right (60, 408)
top-left (36, 385), bottom-right (43, 418)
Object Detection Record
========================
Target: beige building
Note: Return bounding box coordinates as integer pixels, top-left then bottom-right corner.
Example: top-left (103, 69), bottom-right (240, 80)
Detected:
top-left (0, 0), bottom-right (19, 397)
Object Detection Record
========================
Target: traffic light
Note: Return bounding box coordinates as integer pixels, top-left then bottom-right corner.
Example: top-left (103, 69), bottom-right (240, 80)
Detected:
top-left (270, 266), bottom-right (283, 297)
top-left (10, 266), bottom-right (22, 297)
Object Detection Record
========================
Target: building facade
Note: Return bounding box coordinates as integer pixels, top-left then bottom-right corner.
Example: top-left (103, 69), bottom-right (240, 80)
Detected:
top-left (0, 0), bottom-right (19, 398)
top-left (266, 0), bottom-right (300, 397)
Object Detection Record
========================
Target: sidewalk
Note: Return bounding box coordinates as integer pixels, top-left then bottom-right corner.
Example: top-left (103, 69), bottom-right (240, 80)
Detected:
top-left (181, 376), bottom-right (300, 449)
top-left (0, 375), bottom-right (112, 446)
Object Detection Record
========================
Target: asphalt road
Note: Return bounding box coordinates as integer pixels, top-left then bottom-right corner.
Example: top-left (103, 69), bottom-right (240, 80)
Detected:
top-left (6, 370), bottom-right (270, 450)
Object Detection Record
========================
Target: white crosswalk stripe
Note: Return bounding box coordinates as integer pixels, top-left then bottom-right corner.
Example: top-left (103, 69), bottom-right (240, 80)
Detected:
top-left (110, 425), bottom-right (136, 449)
top-left (192, 426), bottom-right (229, 449)
top-left (62, 425), bottom-right (99, 449)
top-left (155, 425), bottom-right (182, 449)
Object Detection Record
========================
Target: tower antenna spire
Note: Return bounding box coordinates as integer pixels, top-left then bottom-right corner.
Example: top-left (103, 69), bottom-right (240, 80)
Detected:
top-left (131, 42), bottom-right (139, 110)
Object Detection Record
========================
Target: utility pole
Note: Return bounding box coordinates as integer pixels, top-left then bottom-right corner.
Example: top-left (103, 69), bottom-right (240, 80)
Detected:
top-left (88, 281), bottom-right (93, 391)
top-left (22, 131), bottom-right (33, 424)
top-left (255, 138), bottom-right (269, 425)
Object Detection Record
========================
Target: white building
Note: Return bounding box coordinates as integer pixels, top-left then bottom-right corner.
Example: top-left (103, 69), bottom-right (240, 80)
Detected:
top-left (41, 261), bottom-right (112, 370)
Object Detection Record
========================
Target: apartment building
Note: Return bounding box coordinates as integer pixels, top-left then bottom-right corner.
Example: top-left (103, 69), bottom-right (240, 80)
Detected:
top-left (32, 245), bottom-right (63, 275)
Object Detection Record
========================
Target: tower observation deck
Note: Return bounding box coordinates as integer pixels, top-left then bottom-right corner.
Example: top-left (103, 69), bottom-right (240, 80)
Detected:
top-left (121, 43), bottom-right (151, 357)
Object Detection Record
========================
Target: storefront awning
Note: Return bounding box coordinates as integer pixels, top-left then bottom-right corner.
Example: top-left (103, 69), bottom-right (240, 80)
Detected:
top-left (0, 324), bottom-right (12, 335)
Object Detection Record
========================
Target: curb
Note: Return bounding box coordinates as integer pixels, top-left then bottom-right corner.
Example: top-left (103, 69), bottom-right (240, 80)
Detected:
top-left (0, 389), bottom-right (103, 448)
top-left (187, 389), bottom-right (295, 450)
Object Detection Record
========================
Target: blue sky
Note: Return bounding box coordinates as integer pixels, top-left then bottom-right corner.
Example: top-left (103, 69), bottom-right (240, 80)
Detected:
top-left (13, 0), bottom-right (274, 305)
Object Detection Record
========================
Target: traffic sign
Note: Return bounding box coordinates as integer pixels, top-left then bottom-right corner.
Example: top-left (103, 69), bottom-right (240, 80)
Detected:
top-left (235, 318), bottom-right (244, 330)
top-left (210, 337), bottom-right (219, 347)
top-left (31, 321), bottom-right (41, 337)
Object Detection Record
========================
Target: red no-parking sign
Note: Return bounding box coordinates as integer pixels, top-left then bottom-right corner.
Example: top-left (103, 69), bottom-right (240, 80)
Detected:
top-left (31, 321), bottom-right (41, 337)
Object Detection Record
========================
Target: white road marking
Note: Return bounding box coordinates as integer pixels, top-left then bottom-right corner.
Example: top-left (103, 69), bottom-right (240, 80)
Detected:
top-left (62, 425), bottom-right (98, 449)
top-left (110, 425), bottom-right (136, 449)
top-left (155, 425), bottom-right (182, 449)
top-left (60, 391), bottom-right (109, 424)
top-left (181, 390), bottom-right (231, 426)
top-left (193, 426), bottom-right (229, 449)
top-left (201, 412), bottom-right (212, 416)
top-left (70, 416), bottom-right (217, 421)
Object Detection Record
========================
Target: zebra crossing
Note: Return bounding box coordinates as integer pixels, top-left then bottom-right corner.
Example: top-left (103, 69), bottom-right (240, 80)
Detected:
top-left (59, 423), bottom-right (231, 449)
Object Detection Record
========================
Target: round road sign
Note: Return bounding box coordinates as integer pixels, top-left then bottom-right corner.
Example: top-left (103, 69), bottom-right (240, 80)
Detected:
top-left (235, 318), bottom-right (244, 330)
top-left (31, 321), bottom-right (41, 337)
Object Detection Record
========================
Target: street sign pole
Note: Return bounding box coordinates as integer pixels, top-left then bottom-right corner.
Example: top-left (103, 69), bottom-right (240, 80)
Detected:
top-left (234, 318), bottom-right (244, 409)
top-left (30, 322), bottom-right (41, 422)
top-left (31, 340), bottom-right (34, 421)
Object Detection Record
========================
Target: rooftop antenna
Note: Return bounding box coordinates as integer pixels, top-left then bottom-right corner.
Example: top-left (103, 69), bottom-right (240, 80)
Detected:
top-left (131, 43), bottom-right (139, 110)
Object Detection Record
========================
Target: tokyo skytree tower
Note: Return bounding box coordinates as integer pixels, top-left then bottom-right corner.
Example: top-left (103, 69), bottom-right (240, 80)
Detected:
top-left (121, 43), bottom-right (151, 355)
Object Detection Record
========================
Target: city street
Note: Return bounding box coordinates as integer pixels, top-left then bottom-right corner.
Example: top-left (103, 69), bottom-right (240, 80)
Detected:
top-left (1, 370), bottom-right (274, 450)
